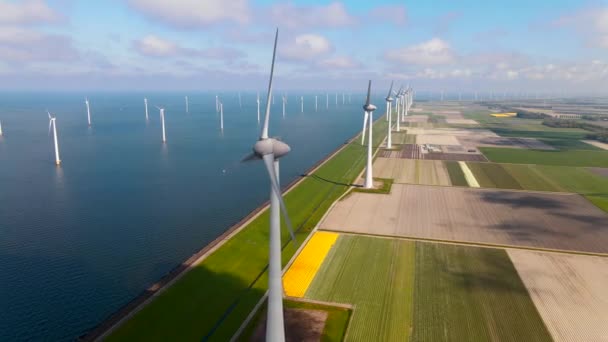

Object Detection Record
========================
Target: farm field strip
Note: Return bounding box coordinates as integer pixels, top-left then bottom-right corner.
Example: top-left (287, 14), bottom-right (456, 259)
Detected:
top-left (304, 235), bottom-right (416, 342)
top-left (282, 231), bottom-right (339, 298)
top-left (373, 158), bottom-right (451, 186)
top-left (480, 147), bottom-right (608, 167)
top-left (320, 184), bottom-right (608, 254)
top-left (411, 243), bottom-right (552, 342)
top-left (458, 161), bottom-right (479, 187)
top-left (508, 249), bottom-right (608, 342)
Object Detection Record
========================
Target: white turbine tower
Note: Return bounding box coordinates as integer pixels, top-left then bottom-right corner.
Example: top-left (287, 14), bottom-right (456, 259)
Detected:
top-left (326, 93), bottom-right (329, 109)
top-left (85, 98), bottom-right (91, 126)
top-left (363, 81), bottom-right (376, 189)
top-left (156, 106), bottom-right (167, 143)
top-left (220, 102), bottom-right (224, 131)
top-left (315, 95), bottom-right (318, 112)
top-left (257, 92), bottom-right (261, 124)
top-left (282, 95), bottom-right (286, 118)
top-left (335, 93), bottom-right (338, 105)
top-left (185, 96), bottom-right (189, 113)
top-left (0, 119), bottom-right (3, 136)
top-left (144, 98), bottom-right (149, 121)
top-left (300, 96), bottom-right (304, 113)
top-left (215, 95), bottom-right (219, 112)
top-left (385, 81), bottom-right (394, 149)
top-left (47, 112), bottom-right (61, 165)
top-left (242, 29), bottom-right (295, 342)
top-left (395, 87), bottom-right (402, 132)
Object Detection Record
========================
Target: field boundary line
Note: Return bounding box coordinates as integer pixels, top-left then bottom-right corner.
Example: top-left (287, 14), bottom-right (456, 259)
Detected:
top-left (320, 230), bottom-right (608, 258)
top-left (459, 161), bottom-right (480, 187)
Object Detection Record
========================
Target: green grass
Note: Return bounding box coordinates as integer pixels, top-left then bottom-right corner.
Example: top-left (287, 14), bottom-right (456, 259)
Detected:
top-left (539, 139), bottom-right (600, 150)
top-left (107, 119), bottom-right (389, 341)
top-left (411, 242), bottom-right (552, 342)
top-left (445, 161), bottom-right (468, 186)
top-left (466, 162), bottom-right (523, 189)
top-left (352, 178), bottom-right (394, 194)
top-left (480, 147), bottom-right (608, 167)
top-left (587, 194), bottom-right (608, 212)
top-left (305, 235), bottom-right (416, 341)
top-left (236, 299), bottom-right (351, 342)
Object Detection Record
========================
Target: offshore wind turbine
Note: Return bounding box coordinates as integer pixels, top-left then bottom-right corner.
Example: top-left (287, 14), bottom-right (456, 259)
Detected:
top-left (315, 95), bottom-right (318, 111)
top-left (156, 106), bottom-right (167, 143)
top-left (362, 81), bottom-right (376, 188)
top-left (242, 29), bottom-right (295, 341)
top-left (220, 102), bottom-right (224, 131)
top-left (300, 96), bottom-right (304, 113)
top-left (85, 98), bottom-right (92, 126)
top-left (326, 93), bottom-right (329, 109)
top-left (144, 98), bottom-right (149, 121)
top-left (185, 96), bottom-right (189, 113)
top-left (282, 95), bottom-right (286, 118)
top-left (335, 93), bottom-right (338, 105)
top-left (257, 92), bottom-right (261, 124)
top-left (385, 81), bottom-right (394, 149)
top-left (0, 119), bottom-right (3, 136)
top-left (47, 111), bottom-right (61, 165)
top-left (215, 95), bottom-right (219, 112)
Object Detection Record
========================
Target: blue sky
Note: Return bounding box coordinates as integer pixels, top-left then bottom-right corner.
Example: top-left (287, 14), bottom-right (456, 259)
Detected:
top-left (1, 0), bottom-right (607, 93)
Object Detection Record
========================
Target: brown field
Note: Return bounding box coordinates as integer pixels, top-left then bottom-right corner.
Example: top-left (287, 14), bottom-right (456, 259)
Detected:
top-left (380, 144), bottom-right (486, 161)
top-left (406, 127), bottom-right (499, 138)
top-left (422, 151), bottom-right (487, 161)
top-left (508, 250), bottom-right (608, 342)
top-left (373, 157), bottom-right (451, 185)
top-left (457, 136), bottom-right (554, 150)
top-left (416, 134), bottom-right (461, 145)
top-left (321, 184), bottom-right (608, 253)
top-left (403, 115), bottom-right (428, 123)
top-left (589, 167), bottom-right (608, 178)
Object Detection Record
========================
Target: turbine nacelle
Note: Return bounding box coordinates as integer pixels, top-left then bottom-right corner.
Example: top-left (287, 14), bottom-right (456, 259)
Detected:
top-left (363, 104), bottom-right (376, 112)
top-left (253, 138), bottom-right (291, 159)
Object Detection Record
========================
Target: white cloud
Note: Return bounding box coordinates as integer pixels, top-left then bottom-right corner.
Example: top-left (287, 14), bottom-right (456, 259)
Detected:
top-left (128, 0), bottom-right (250, 28)
top-left (270, 2), bottom-right (354, 29)
top-left (0, 0), bottom-right (59, 25)
top-left (318, 56), bottom-right (358, 69)
top-left (385, 38), bottom-right (455, 65)
top-left (280, 34), bottom-right (332, 61)
top-left (552, 7), bottom-right (608, 49)
top-left (0, 27), bottom-right (78, 63)
top-left (133, 35), bottom-right (246, 61)
top-left (134, 35), bottom-right (177, 57)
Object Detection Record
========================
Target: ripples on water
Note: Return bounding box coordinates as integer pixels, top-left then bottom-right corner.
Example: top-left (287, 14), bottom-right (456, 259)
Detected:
top-left (0, 92), bottom-right (385, 341)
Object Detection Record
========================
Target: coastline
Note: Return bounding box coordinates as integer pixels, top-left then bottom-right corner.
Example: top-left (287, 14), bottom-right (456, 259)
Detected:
top-left (81, 132), bottom-right (362, 341)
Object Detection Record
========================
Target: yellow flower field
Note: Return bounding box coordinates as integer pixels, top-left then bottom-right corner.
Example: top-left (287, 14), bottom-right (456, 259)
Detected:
top-left (490, 112), bottom-right (517, 117)
top-left (283, 231), bottom-right (339, 297)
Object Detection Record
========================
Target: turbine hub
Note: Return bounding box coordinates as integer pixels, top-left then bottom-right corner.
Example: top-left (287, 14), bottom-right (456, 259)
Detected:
top-left (363, 104), bottom-right (377, 112)
top-left (386, 97), bottom-right (393, 102)
top-left (253, 138), bottom-right (291, 159)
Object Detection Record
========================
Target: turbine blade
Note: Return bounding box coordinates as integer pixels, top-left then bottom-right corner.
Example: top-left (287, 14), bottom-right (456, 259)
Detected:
top-left (262, 153), bottom-right (296, 243)
top-left (365, 80), bottom-right (372, 106)
top-left (387, 81), bottom-right (394, 97)
top-left (361, 111), bottom-right (369, 145)
top-left (260, 28), bottom-right (279, 140)
top-left (48, 119), bottom-right (52, 136)
top-left (241, 152), bottom-right (259, 163)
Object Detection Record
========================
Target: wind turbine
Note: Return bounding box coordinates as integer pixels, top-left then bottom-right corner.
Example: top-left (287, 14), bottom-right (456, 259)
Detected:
top-left (242, 28), bottom-right (295, 342)
top-left (220, 102), bottom-right (224, 131)
top-left (342, 93), bottom-right (345, 105)
top-left (326, 93), bottom-right (329, 109)
top-left (395, 87), bottom-right (402, 132)
top-left (385, 81), bottom-right (394, 149)
top-left (144, 98), bottom-right (149, 121)
top-left (257, 92), bottom-right (261, 124)
top-left (282, 95), bottom-right (286, 118)
top-left (215, 95), bottom-right (219, 112)
top-left (335, 93), bottom-right (338, 106)
top-left (0, 119), bottom-right (3, 136)
top-left (85, 98), bottom-right (92, 126)
top-left (362, 81), bottom-right (376, 189)
top-left (156, 106), bottom-right (167, 143)
top-left (300, 96), bottom-right (304, 113)
top-left (315, 95), bottom-right (318, 112)
top-left (185, 96), bottom-right (189, 113)
top-left (47, 111), bottom-right (61, 165)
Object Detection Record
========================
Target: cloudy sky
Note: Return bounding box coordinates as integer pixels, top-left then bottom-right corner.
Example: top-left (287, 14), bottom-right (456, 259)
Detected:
top-left (1, 0), bottom-right (607, 93)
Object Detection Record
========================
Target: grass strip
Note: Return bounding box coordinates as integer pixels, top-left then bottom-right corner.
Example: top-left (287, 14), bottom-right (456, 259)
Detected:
top-left (445, 161), bottom-right (468, 186)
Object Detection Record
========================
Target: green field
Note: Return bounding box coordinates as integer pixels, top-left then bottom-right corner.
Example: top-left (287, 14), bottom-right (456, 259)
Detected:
top-left (305, 235), bottom-right (416, 341)
top-left (480, 147), bottom-right (608, 167)
top-left (539, 138), bottom-right (600, 151)
top-left (445, 161), bottom-right (468, 186)
top-left (305, 234), bottom-right (552, 341)
top-left (466, 162), bottom-right (524, 189)
top-left (411, 243), bottom-right (551, 342)
top-left (391, 131), bottom-right (416, 144)
top-left (106, 119), bottom-right (389, 341)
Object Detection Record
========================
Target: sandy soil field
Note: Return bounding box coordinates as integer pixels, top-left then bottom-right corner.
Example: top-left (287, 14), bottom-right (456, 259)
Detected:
top-left (583, 140), bottom-right (608, 150)
top-left (417, 134), bottom-right (461, 145)
top-left (457, 136), bottom-right (554, 150)
top-left (373, 158), bottom-right (451, 186)
top-left (321, 184), bottom-right (608, 253)
top-left (406, 127), bottom-right (499, 138)
top-left (445, 118), bottom-right (478, 125)
top-left (403, 115), bottom-right (428, 123)
top-left (508, 250), bottom-right (608, 342)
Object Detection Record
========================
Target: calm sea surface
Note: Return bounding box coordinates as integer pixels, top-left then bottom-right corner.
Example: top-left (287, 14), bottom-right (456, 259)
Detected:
top-left (0, 91), bottom-right (387, 341)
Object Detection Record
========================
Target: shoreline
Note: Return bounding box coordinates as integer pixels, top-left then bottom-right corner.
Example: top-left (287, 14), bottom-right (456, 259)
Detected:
top-left (81, 133), bottom-right (361, 341)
